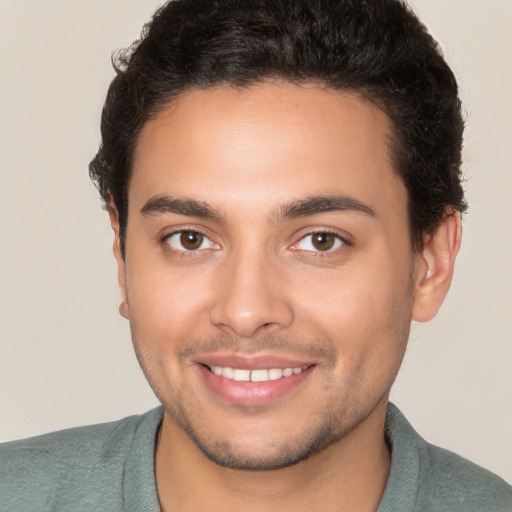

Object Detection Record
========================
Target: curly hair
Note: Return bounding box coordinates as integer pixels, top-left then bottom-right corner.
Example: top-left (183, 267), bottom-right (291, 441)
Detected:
top-left (89, 0), bottom-right (466, 253)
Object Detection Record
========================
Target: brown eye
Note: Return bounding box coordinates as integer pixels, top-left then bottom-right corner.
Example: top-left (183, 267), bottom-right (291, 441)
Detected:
top-left (294, 232), bottom-right (344, 252)
top-left (165, 230), bottom-right (216, 252)
top-left (179, 231), bottom-right (204, 250)
top-left (311, 233), bottom-right (336, 251)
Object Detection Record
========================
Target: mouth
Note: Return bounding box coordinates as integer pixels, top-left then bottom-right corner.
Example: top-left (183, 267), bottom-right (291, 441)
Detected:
top-left (196, 357), bottom-right (316, 407)
top-left (202, 364), bottom-right (310, 382)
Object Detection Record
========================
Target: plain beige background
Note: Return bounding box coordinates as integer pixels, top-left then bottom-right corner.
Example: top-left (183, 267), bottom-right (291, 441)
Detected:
top-left (0, 0), bottom-right (510, 483)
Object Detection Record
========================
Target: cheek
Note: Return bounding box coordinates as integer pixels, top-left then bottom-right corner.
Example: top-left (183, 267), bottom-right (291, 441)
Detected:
top-left (295, 259), bottom-right (413, 353)
top-left (125, 266), bottom-right (214, 398)
top-left (126, 263), bottom-right (214, 348)
top-left (305, 271), bottom-right (413, 395)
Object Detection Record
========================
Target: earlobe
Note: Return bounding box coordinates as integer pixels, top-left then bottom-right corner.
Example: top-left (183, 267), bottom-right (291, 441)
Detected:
top-left (119, 300), bottom-right (130, 319)
top-left (108, 200), bottom-right (130, 320)
top-left (412, 212), bottom-right (462, 322)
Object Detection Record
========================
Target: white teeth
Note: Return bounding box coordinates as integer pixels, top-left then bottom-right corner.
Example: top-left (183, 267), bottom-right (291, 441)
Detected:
top-left (222, 367), bottom-right (233, 379)
top-left (250, 369), bottom-right (268, 382)
top-left (209, 365), bottom-right (306, 382)
top-left (268, 368), bottom-right (283, 380)
top-left (282, 367), bottom-right (293, 377)
top-left (232, 369), bottom-right (251, 382)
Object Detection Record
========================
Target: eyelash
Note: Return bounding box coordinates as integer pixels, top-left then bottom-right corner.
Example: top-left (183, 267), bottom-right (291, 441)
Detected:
top-left (161, 228), bottom-right (350, 257)
top-left (291, 230), bottom-right (351, 255)
top-left (161, 229), bottom-right (216, 256)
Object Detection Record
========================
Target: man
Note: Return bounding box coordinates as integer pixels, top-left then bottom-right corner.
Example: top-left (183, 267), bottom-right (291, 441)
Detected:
top-left (1, 0), bottom-right (511, 510)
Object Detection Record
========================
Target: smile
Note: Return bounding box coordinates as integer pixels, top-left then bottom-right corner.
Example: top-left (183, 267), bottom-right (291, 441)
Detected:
top-left (206, 365), bottom-right (308, 382)
top-left (199, 361), bottom-right (315, 407)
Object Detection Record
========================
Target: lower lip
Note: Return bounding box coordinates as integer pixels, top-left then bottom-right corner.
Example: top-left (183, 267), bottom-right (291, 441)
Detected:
top-left (198, 365), bottom-right (314, 407)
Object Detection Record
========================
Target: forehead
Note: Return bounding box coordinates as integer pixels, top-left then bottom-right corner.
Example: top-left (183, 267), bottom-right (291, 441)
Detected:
top-left (130, 83), bottom-right (406, 221)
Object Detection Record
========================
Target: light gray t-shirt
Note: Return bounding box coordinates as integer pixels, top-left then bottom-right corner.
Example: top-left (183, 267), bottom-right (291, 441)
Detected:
top-left (1, 403), bottom-right (511, 511)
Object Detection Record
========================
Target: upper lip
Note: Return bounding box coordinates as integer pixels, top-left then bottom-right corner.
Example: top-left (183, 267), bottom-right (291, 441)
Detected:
top-left (193, 352), bottom-right (315, 370)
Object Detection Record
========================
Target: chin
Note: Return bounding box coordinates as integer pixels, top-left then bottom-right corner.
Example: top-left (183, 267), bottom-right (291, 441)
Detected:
top-left (188, 424), bottom-right (338, 471)
top-left (164, 400), bottom-right (358, 471)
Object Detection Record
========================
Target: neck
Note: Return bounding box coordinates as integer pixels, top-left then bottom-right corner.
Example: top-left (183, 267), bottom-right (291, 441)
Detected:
top-left (155, 399), bottom-right (391, 512)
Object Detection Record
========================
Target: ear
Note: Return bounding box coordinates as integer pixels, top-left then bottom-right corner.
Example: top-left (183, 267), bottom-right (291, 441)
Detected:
top-left (412, 211), bottom-right (462, 322)
top-left (107, 200), bottom-right (130, 320)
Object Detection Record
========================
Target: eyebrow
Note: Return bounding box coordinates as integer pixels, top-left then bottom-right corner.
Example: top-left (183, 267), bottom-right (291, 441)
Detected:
top-left (277, 195), bottom-right (376, 220)
top-left (140, 193), bottom-right (375, 223)
top-left (141, 195), bottom-right (225, 222)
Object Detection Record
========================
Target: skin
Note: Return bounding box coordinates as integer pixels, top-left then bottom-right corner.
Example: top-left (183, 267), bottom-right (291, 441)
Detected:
top-left (110, 82), bottom-right (461, 511)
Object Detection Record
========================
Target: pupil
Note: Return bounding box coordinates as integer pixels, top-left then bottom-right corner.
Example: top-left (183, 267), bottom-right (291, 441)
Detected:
top-left (180, 231), bottom-right (203, 250)
top-left (312, 233), bottom-right (334, 251)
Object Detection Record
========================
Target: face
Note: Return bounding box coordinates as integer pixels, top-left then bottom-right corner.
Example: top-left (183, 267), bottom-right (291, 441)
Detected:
top-left (117, 83), bottom-right (422, 470)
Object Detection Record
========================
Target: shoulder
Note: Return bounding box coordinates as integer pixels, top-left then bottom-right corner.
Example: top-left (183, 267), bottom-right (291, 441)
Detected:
top-left (420, 442), bottom-right (512, 511)
top-left (0, 407), bottom-right (163, 511)
top-left (381, 403), bottom-right (512, 512)
top-left (0, 410), bottom-right (148, 471)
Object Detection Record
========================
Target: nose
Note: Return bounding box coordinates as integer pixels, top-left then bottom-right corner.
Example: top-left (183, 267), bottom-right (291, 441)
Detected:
top-left (209, 248), bottom-right (294, 338)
